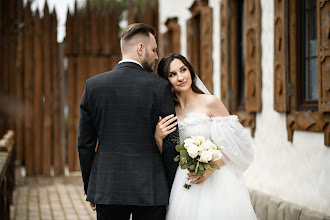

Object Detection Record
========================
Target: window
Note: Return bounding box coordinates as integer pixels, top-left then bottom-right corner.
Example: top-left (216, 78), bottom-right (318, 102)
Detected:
top-left (297, 0), bottom-right (318, 111)
top-left (274, 0), bottom-right (330, 146)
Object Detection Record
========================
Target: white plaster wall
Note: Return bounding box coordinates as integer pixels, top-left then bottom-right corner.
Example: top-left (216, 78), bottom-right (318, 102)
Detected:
top-left (159, 0), bottom-right (330, 216)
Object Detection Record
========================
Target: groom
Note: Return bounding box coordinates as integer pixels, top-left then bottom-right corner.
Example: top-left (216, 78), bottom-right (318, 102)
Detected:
top-left (78, 23), bottom-right (178, 220)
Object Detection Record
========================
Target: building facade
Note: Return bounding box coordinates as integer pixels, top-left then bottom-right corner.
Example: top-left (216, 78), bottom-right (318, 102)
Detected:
top-left (159, 0), bottom-right (330, 216)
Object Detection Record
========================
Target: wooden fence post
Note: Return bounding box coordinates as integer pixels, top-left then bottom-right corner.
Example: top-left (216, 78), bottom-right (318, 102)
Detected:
top-left (42, 3), bottom-right (52, 175)
top-left (33, 9), bottom-right (43, 174)
top-left (23, 2), bottom-right (34, 175)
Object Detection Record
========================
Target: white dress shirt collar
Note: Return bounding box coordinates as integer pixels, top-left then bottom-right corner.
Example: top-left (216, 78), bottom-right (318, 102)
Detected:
top-left (118, 59), bottom-right (143, 68)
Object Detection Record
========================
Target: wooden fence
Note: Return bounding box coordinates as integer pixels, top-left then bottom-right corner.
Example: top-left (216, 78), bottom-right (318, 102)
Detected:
top-left (0, 0), bottom-right (63, 175)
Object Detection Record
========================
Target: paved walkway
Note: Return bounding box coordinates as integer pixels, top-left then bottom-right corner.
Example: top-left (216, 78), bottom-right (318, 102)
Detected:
top-left (10, 168), bottom-right (97, 220)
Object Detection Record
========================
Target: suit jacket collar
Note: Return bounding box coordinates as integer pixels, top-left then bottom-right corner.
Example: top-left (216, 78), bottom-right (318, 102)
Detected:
top-left (113, 62), bottom-right (145, 72)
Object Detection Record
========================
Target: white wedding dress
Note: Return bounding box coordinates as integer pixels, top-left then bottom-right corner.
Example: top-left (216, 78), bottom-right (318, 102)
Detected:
top-left (166, 112), bottom-right (257, 220)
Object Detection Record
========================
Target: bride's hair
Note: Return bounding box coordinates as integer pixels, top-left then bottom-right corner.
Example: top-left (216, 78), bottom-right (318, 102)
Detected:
top-left (157, 53), bottom-right (204, 105)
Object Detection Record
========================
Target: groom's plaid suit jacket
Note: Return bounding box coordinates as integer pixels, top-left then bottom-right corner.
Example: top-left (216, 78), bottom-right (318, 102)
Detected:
top-left (78, 62), bottom-right (178, 206)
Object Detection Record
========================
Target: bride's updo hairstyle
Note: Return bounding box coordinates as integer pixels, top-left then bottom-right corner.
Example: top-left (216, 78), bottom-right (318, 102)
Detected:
top-left (157, 53), bottom-right (204, 104)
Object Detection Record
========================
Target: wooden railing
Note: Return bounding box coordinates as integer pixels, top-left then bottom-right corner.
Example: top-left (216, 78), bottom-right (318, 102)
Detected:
top-left (0, 130), bottom-right (15, 220)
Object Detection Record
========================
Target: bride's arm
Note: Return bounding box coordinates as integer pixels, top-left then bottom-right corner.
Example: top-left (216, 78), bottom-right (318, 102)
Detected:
top-left (154, 115), bottom-right (177, 154)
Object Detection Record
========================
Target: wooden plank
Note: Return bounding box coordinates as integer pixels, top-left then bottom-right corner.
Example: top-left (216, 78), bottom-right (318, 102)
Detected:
top-left (103, 12), bottom-right (111, 55)
top-left (90, 7), bottom-right (98, 55)
top-left (51, 11), bottom-right (64, 175)
top-left (23, 2), bottom-right (34, 175)
top-left (85, 1), bottom-right (92, 55)
top-left (15, 0), bottom-right (25, 162)
top-left (73, 56), bottom-right (89, 171)
top-left (317, 0), bottom-right (330, 112)
top-left (220, 0), bottom-right (230, 110)
top-left (42, 3), bottom-right (52, 175)
top-left (244, 0), bottom-right (262, 112)
top-left (228, 0), bottom-right (239, 112)
top-left (200, 6), bottom-right (213, 93)
top-left (65, 8), bottom-right (72, 55)
top-left (78, 10), bottom-right (85, 55)
top-left (33, 10), bottom-right (43, 174)
top-left (2, 0), bottom-right (9, 135)
top-left (8, 0), bottom-right (17, 132)
top-left (274, 0), bottom-right (288, 112)
top-left (0, 0), bottom-right (4, 136)
top-left (288, 0), bottom-right (297, 111)
top-left (67, 57), bottom-right (77, 172)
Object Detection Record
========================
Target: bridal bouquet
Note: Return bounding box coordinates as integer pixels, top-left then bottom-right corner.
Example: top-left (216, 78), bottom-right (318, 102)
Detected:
top-left (174, 136), bottom-right (224, 189)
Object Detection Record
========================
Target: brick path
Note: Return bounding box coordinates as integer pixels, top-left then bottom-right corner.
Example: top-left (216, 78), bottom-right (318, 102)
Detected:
top-left (10, 169), bottom-right (97, 220)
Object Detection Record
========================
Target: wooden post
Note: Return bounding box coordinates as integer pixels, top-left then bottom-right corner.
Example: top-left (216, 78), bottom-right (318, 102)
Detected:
top-left (16, 0), bottom-right (25, 162)
top-left (23, 2), bottom-right (35, 175)
top-left (33, 9), bottom-right (43, 174)
top-left (51, 11), bottom-right (64, 174)
top-left (67, 57), bottom-right (78, 172)
top-left (42, 3), bottom-right (52, 175)
top-left (8, 0), bottom-right (17, 133)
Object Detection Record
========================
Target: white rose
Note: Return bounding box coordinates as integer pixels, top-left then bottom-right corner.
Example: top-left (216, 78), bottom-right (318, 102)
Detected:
top-left (194, 136), bottom-right (206, 145)
top-left (199, 151), bottom-right (213, 163)
top-left (187, 144), bottom-right (200, 159)
top-left (212, 150), bottom-right (223, 161)
top-left (184, 138), bottom-right (195, 149)
top-left (210, 142), bottom-right (218, 150)
top-left (201, 139), bottom-right (212, 150)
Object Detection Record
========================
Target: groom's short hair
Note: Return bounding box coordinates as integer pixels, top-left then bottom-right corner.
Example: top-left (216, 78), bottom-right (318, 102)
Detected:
top-left (120, 23), bottom-right (156, 46)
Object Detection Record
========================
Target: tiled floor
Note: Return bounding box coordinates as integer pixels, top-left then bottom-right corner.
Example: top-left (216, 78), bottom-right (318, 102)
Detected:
top-left (10, 169), bottom-right (97, 220)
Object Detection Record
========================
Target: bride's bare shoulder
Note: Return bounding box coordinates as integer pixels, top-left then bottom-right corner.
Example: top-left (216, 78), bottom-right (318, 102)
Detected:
top-left (201, 94), bottom-right (230, 117)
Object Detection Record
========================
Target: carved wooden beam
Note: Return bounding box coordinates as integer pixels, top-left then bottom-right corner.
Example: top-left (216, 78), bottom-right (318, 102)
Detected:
top-left (235, 111), bottom-right (256, 137)
top-left (286, 112), bottom-right (330, 146)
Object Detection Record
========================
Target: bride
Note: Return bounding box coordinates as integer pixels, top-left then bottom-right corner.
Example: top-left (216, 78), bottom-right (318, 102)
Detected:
top-left (155, 53), bottom-right (257, 219)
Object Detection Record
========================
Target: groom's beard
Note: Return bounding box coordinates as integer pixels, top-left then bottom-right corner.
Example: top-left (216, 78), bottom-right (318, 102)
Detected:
top-left (142, 50), bottom-right (155, 72)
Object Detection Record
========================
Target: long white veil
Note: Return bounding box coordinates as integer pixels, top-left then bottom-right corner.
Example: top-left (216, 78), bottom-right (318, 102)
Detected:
top-left (194, 74), bottom-right (211, 95)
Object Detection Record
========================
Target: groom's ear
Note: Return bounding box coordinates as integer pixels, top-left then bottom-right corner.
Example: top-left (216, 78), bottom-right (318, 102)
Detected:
top-left (137, 43), bottom-right (144, 56)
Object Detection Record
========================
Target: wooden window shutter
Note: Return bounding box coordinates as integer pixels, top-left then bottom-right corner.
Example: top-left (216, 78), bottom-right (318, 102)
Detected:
top-left (186, 17), bottom-right (199, 76)
top-left (274, 0), bottom-right (289, 112)
top-left (165, 17), bottom-right (181, 55)
top-left (317, 0), bottom-right (330, 112)
top-left (200, 6), bottom-right (213, 93)
top-left (162, 31), bottom-right (171, 57)
top-left (220, 0), bottom-right (230, 110)
top-left (244, 0), bottom-right (262, 112)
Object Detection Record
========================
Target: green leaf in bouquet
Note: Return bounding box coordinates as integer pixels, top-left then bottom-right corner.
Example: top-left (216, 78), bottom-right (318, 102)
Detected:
top-left (181, 157), bottom-right (187, 163)
top-left (189, 164), bottom-right (195, 170)
top-left (199, 163), bottom-right (204, 170)
top-left (180, 150), bottom-right (189, 158)
top-left (183, 183), bottom-right (191, 189)
top-left (174, 155), bottom-right (180, 162)
top-left (197, 169), bottom-right (205, 178)
top-left (176, 144), bottom-right (185, 152)
top-left (195, 161), bottom-right (200, 173)
top-left (210, 163), bottom-right (220, 170)
top-left (181, 164), bottom-right (189, 169)
top-left (204, 163), bottom-right (210, 169)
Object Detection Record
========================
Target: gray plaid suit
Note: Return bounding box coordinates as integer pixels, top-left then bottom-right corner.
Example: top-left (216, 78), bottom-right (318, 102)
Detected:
top-left (78, 62), bottom-right (178, 206)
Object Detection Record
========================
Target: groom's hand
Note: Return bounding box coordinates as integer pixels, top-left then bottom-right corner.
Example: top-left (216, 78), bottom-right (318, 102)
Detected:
top-left (89, 202), bottom-right (96, 211)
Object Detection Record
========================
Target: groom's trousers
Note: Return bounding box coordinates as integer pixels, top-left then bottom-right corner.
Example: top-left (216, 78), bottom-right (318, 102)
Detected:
top-left (96, 204), bottom-right (166, 220)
